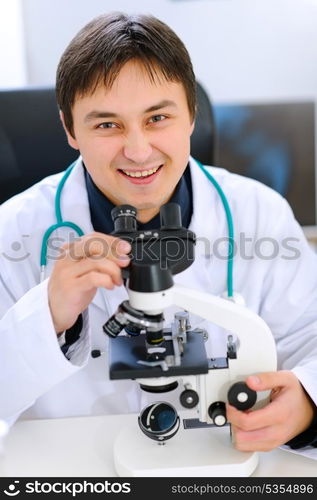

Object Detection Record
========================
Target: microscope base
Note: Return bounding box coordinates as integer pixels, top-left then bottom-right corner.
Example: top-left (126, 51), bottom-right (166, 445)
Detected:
top-left (114, 421), bottom-right (258, 477)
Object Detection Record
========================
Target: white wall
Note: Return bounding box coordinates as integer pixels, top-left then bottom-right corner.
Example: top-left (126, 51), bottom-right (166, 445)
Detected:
top-left (0, 0), bottom-right (26, 87)
top-left (17, 0), bottom-right (317, 104)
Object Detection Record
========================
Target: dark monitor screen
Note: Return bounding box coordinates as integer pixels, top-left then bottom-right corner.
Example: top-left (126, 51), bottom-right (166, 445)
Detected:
top-left (213, 102), bottom-right (316, 226)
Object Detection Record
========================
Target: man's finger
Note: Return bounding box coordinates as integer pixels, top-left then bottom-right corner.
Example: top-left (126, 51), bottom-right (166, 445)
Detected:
top-left (62, 232), bottom-right (131, 261)
top-left (245, 370), bottom-right (293, 392)
top-left (232, 424), bottom-right (280, 452)
top-left (226, 398), bottom-right (286, 431)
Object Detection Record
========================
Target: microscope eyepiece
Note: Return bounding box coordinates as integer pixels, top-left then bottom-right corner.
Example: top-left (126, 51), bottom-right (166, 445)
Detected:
top-left (159, 203), bottom-right (182, 229)
top-left (111, 204), bottom-right (137, 233)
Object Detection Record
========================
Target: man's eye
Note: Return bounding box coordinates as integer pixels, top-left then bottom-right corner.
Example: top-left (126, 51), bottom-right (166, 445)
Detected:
top-left (148, 114), bottom-right (166, 123)
top-left (97, 122), bottom-right (117, 129)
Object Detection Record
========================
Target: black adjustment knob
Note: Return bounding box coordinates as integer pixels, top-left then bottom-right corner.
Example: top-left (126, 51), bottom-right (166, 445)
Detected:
top-left (227, 381), bottom-right (257, 410)
top-left (180, 389), bottom-right (199, 409)
top-left (208, 401), bottom-right (227, 426)
top-left (111, 204), bottom-right (137, 233)
top-left (91, 350), bottom-right (102, 358)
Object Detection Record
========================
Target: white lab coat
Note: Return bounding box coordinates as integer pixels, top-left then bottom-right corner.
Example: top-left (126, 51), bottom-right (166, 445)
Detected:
top-left (1, 157), bottom-right (317, 455)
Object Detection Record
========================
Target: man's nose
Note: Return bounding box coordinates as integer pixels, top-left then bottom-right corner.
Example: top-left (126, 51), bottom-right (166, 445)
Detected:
top-left (123, 130), bottom-right (153, 164)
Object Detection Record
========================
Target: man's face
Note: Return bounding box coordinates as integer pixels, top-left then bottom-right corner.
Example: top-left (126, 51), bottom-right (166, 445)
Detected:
top-left (62, 60), bottom-right (195, 222)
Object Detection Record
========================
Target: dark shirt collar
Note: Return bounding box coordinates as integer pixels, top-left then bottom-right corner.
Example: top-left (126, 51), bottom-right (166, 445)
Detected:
top-left (84, 164), bottom-right (193, 234)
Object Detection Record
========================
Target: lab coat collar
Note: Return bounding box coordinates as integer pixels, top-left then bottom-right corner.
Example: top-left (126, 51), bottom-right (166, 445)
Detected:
top-left (188, 156), bottom-right (218, 257)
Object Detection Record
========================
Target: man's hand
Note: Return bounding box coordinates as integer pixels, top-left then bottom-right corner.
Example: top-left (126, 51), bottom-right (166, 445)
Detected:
top-left (226, 370), bottom-right (316, 452)
top-left (48, 232), bottom-right (131, 334)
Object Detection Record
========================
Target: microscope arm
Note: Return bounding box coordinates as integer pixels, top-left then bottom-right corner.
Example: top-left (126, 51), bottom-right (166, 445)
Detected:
top-left (172, 284), bottom-right (277, 375)
top-left (128, 283), bottom-right (277, 421)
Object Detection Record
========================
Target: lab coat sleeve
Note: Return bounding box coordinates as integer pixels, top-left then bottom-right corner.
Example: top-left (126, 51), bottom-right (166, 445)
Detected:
top-left (0, 278), bottom-right (91, 423)
top-left (258, 197), bottom-right (317, 456)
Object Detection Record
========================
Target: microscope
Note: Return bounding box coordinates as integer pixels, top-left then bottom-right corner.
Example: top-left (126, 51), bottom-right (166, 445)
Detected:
top-left (103, 203), bottom-right (277, 476)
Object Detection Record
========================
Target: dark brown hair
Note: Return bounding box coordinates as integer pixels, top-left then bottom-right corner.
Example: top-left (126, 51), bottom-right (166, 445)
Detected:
top-left (56, 12), bottom-right (196, 136)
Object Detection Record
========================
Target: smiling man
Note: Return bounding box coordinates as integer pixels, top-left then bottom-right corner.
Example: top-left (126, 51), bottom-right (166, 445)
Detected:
top-left (0, 12), bottom-right (316, 457)
top-left (60, 60), bottom-right (194, 223)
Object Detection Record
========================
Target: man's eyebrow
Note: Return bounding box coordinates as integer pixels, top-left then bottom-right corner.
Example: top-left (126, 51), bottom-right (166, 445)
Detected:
top-left (84, 110), bottom-right (118, 122)
top-left (144, 99), bottom-right (177, 113)
top-left (84, 100), bottom-right (177, 123)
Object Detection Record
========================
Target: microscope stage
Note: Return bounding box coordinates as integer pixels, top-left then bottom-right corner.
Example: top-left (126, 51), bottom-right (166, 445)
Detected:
top-left (109, 331), bottom-right (209, 380)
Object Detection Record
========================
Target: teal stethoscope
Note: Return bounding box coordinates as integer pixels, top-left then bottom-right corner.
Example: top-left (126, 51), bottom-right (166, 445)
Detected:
top-left (40, 159), bottom-right (235, 298)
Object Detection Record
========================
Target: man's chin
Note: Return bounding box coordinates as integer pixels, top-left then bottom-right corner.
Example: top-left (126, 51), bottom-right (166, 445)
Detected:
top-left (132, 202), bottom-right (162, 223)
top-left (119, 197), bottom-right (162, 211)
top-left (115, 195), bottom-right (172, 222)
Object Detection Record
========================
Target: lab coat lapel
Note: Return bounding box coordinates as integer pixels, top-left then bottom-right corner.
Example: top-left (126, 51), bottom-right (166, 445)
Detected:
top-left (59, 157), bottom-right (110, 314)
top-left (175, 157), bottom-right (228, 296)
top-left (60, 157), bottom-right (94, 235)
top-left (188, 156), bottom-right (219, 257)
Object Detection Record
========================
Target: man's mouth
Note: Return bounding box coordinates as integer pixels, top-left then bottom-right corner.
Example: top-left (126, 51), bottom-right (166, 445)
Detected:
top-left (119, 164), bottom-right (163, 178)
top-left (117, 164), bottom-right (164, 184)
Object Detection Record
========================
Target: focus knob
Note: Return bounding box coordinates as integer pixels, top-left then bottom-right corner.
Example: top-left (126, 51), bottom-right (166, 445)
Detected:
top-left (180, 389), bottom-right (199, 409)
top-left (208, 401), bottom-right (227, 426)
top-left (227, 381), bottom-right (257, 410)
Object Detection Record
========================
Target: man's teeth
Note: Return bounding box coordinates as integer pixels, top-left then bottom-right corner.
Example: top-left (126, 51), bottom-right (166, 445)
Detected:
top-left (122, 166), bottom-right (161, 178)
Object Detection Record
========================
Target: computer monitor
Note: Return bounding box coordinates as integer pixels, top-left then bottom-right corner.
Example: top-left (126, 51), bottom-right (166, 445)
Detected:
top-left (213, 101), bottom-right (316, 227)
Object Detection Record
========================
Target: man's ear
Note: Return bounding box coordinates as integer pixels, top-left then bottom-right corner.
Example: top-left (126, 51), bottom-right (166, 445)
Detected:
top-left (59, 110), bottom-right (79, 150)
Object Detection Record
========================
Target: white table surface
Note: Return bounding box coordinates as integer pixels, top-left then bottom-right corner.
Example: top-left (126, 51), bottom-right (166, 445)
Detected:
top-left (0, 413), bottom-right (316, 477)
